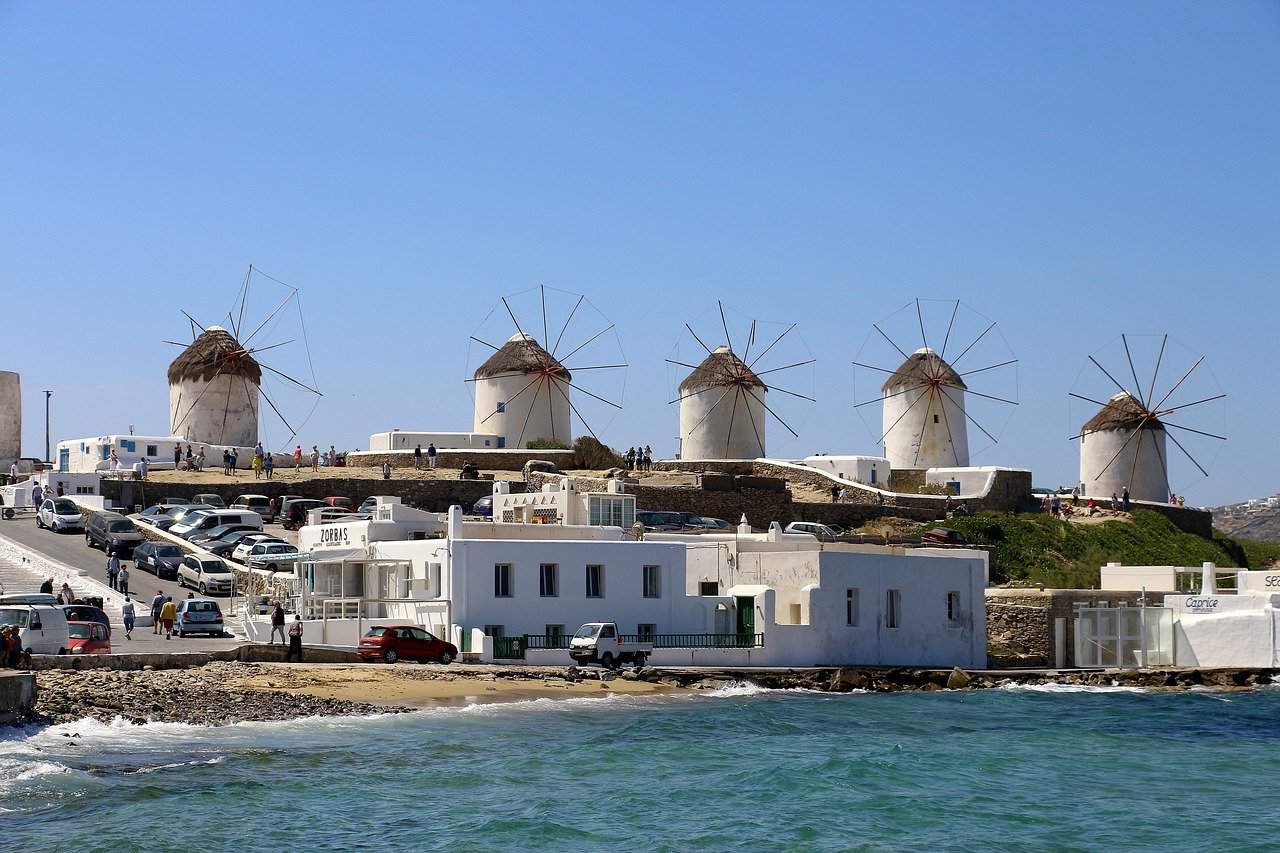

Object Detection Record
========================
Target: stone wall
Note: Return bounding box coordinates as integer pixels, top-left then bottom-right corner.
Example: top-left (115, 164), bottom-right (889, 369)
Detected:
top-left (102, 477), bottom-right (518, 513)
top-left (790, 501), bottom-right (941, 528)
top-left (0, 672), bottom-right (36, 723)
top-left (1131, 502), bottom-right (1213, 537)
top-left (985, 588), bottom-right (1147, 668)
top-left (649, 460), bottom-right (758, 476)
top-left (888, 468), bottom-right (927, 493)
top-left (346, 448), bottom-right (576, 472)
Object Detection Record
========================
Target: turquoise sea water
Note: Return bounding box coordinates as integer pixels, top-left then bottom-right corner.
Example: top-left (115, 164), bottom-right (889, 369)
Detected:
top-left (4, 683), bottom-right (1280, 851)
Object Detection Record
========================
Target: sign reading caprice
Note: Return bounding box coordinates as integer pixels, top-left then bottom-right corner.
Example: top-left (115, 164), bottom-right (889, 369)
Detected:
top-left (1184, 596), bottom-right (1219, 612)
top-left (317, 526), bottom-right (351, 547)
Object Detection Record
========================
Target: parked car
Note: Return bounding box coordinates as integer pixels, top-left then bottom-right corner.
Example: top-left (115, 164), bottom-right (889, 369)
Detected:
top-left (784, 521), bottom-right (839, 539)
top-left (62, 604), bottom-right (111, 636)
top-left (207, 529), bottom-right (266, 558)
top-left (569, 621), bottom-right (651, 668)
top-left (154, 504), bottom-right (215, 532)
top-left (240, 541), bottom-right (299, 570)
top-left (172, 509), bottom-right (263, 539)
top-left (0, 604), bottom-right (70, 655)
top-left (323, 496), bottom-right (354, 510)
top-left (193, 493), bottom-right (226, 509)
top-left (315, 507), bottom-right (364, 524)
top-left (67, 621), bottom-right (111, 654)
top-left (85, 512), bottom-right (145, 555)
top-left (174, 597), bottom-right (224, 637)
top-left (357, 497), bottom-right (380, 514)
top-left (132, 541), bottom-right (184, 580)
top-left (178, 555), bottom-right (236, 596)
top-left (230, 534), bottom-right (287, 563)
top-left (274, 494), bottom-right (306, 518)
top-left (677, 512), bottom-right (715, 529)
top-left (134, 504), bottom-right (182, 526)
top-left (231, 494), bottom-right (274, 522)
top-left (921, 528), bottom-right (968, 546)
top-left (36, 498), bottom-right (84, 532)
top-left (357, 625), bottom-right (457, 664)
top-left (188, 523), bottom-right (257, 546)
top-left (161, 497), bottom-right (191, 505)
top-left (699, 516), bottom-right (731, 530)
top-left (470, 496), bottom-right (493, 518)
top-left (281, 499), bottom-right (326, 530)
top-left (635, 510), bottom-right (686, 531)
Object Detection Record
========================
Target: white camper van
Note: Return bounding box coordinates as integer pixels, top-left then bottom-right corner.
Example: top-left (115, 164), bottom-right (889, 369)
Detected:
top-left (0, 604), bottom-right (71, 655)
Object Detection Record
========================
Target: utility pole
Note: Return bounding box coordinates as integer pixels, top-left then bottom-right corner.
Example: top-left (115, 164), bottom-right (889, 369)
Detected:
top-left (43, 390), bottom-right (52, 463)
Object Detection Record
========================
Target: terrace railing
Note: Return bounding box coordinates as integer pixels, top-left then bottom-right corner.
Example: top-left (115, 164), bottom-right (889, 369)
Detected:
top-left (494, 632), bottom-right (764, 659)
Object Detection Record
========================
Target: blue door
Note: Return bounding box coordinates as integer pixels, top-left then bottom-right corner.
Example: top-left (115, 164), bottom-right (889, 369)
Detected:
top-left (58, 449), bottom-right (69, 472)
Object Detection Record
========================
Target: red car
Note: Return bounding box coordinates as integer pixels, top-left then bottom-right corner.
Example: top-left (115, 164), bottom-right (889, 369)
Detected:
top-left (358, 625), bottom-right (457, 664)
top-left (68, 621), bottom-right (112, 655)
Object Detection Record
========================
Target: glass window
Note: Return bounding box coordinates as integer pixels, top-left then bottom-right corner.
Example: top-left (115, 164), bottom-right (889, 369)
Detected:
top-left (699, 581), bottom-right (719, 596)
top-left (539, 563), bottom-right (558, 597)
top-left (885, 589), bottom-right (901, 629)
top-left (586, 564), bottom-right (604, 598)
top-left (496, 402), bottom-right (506, 413)
top-left (643, 565), bottom-right (660, 598)
top-left (484, 624), bottom-right (505, 638)
top-left (147, 444), bottom-right (158, 456)
top-left (846, 588), bottom-right (859, 626)
top-left (545, 624), bottom-right (564, 641)
top-left (637, 623), bottom-right (656, 642)
top-left (494, 564), bottom-right (512, 598)
top-left (946, 591), bottom-right (961, 623)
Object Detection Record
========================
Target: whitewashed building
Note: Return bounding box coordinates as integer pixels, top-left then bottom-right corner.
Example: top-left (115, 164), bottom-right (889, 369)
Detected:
top-left (491, 478), bottom-right (635, 527)
top-left (802, 455), bottom-right (890, 488)
top-left (255, 499), bottom-right (989, 668)
top-left (368, 430), bottom-right (504, 452)
top-left (54, 434), bottom-right (255, 474)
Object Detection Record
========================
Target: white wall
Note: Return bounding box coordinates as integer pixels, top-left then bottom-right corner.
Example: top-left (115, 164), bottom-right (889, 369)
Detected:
top-left (883, 376), bottom-right (969, 469)
top-left (924, 467), bottom-right (1001, 496)
top-left (1080, 427), bottom-right (1169, 503)
top-left (1099, 563), bottom-right (1181, 592)
top-left (802, 455), bottom-right (890, 487)
top-left (679, 382), bottom-right (767, 460)
top-left (1164, 594), bottom-right (1276, 668)
top-left (170, 374), bottom-right (259, 448)
top-left (56, 435), bottom-right (260, 473)
top-left (369, 431), bottom-right (504, 452)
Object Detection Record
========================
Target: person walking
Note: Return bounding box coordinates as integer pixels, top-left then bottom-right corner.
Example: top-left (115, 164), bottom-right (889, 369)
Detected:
top-left (1122, 487), bottom-right (1131, 512)
top-left (427, 443), bottom-right (437, 469)
top-left (382, 461), bottom-right (392, 481)
top-left (138, 457), bottom-right (149, 481)
top-left (252, 452), bottom-right (262, 480)
top-left (118, 563), bottom-right (129, 597)
top-left (151, 590), bottom-right (165, 634)
top-left (107, 553), bottom-right (120, 591)
top-left (286, 615), bottom-right (304, 662)
top-left (31, 483), bottom-right (43, 506)
top-left (414, 444), bottom-right (422, 470)
top-left (1071, 486), bottom-right (1080, 507)
top-left (174, 444), bottom-right (182, 470)
top-left (1110, 492), bottom-right (1119, 511)
top-left (264, 453), bottom-right (274, 480)
top-left (39, 577), bottom-right (54, 594)
top-left (196, 447), bottom-right (206, 471)
top-left (293, 445), bottom-right (303, 471)
top-left (59, 582), bottom-right (74, 605)
top-left (311, 446), bottom-right (319, 472)
top-left (121, 595), bottom-right (135, 640)
top-left (830, 483), bottom-right (839, 503)
top-left (270, 603), bottom-right (287, 645)
top-left (160, 596), bottom-right (176, 640)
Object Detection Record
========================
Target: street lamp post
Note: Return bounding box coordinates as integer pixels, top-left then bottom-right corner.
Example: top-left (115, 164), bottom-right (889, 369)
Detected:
top-left (43, 390), bottom-right (52, 463)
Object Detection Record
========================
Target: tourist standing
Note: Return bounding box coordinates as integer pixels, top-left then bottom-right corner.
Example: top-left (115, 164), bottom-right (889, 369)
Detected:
top-left (1071, 486), bottom-right (1080, 507)
top-left (329, 445), bottom-right (337, 467)
top-left (264, 453), bottom-right (274, 480)
top-left (8, 460), bottom-right (17, 482)
top-left (151, 590), bottom-right (165, 634)
top-left (311, 446), bottom-right (319, 471)
top-left (118, 564), bottom-right (129, 597)
top-left (382, 461), bottom-right (392, 481)
top-left (39, 577), bottom-right (54, 594)
top-left (1122, 487), bottom-right (1131, 512)
top-left (1111, 492), bottom-right (1119, 511)
top-left (59, 582), bottom-right (74, 605)
top-left (427, 443), bottom-right (437, 469)
top-left (252, 452), bottom-right (262, 480)
top-left (121, 596), bottom-right (135, 640)
top-left (270, 603), bottom-right (287, 645)
top-left (197, 447), bottom-right (206, 471)
top-left (414, 444), bottom-right (422, 470)
top-left (222, 449), bottom-right (231, 476)
top-left (830, 483), bottom-right (839, 503)
top-left (160, 596), bottom-right (176, 640)
top-left (31, 483), bottom-right (42, 506)
top-left (174, 445), bottom-right (182, 470)
top-left (107, 553), bottom-right (120, 591)
top-left (229, 449), bottom-right (238, 475)
top-left (139, 457), bottom-right (149, 481)
top-left (287, 615), bottom-right (304, 662)
top-left (643, 446), bottom-right (652, 471)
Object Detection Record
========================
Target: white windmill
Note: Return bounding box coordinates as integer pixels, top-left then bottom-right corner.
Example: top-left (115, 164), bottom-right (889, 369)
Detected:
top-left (667, 302), bottom-right (815, 460)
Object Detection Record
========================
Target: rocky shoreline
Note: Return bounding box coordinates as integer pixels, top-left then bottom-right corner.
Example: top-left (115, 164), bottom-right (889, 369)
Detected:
top-left (13, 661), bottom-right (1279, 728)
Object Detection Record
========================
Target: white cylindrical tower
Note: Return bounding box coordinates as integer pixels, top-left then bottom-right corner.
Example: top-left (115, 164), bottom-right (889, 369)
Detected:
top-left (678, 346), bottom-right (767, 460)
top-left (1079, 392), bottom-right (1168, 502)
top-left (882, 347), bottom-right (969, 469)
top-left (473, 333), bottom-right (572, 448)
top-left (168, 326), bottom-right (261, 448)
top-left (0, 370), bottom-right (20, 464)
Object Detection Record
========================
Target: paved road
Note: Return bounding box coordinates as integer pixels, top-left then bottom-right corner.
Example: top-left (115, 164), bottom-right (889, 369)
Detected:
top-left (0, 516), bottom-right (243, 652)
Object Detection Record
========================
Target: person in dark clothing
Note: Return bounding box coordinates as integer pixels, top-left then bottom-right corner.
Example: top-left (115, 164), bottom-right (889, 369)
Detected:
top-left (1121, 487), bottom-right (1131, 512)
top-left (270, 603), bottom-right (287, 645)
top-left (830, 483), bottom-right (840, 503)
top-left (39, 577), bottom-right (54, 595)
top-left (286, 615), bottom-right (304, 662)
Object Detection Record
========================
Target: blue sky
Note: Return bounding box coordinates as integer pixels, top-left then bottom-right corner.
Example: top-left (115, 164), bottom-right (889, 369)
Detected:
top-left (2, 3), bottom-right (1277, 504)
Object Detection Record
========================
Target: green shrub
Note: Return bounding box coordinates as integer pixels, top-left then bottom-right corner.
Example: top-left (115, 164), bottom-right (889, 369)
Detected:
top-left (572, 435), bottom-right (622, 469)
top-left (526, 438), bottom-right (569, 451)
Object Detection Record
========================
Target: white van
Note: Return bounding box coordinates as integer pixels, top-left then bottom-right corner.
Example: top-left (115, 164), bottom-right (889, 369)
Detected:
top-left (171, 509), bottom-right (263, 539)
top-left (0, 604), bottom-right (71, 655)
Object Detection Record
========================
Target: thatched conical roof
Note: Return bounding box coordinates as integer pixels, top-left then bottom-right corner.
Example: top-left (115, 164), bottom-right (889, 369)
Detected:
top-left (882, 348), bottom-right (965, 393)
top-left (679, 346), bottom-right (764, 393)
top-left (167, 326), bottom-right (262, 385)
top-left (1082, 392), bottom-right (1163, 433)
top-left (474, 333), bottom-right (570, 381)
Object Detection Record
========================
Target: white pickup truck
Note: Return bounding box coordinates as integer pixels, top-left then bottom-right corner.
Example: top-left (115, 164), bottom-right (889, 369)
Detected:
top-left (569, 621), bottom-right (653, 668)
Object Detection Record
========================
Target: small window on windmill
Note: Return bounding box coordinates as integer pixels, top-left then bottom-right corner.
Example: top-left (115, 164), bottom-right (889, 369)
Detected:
top-left (934, 414), bottom-right (940, 423)
top-left (496, 401), bottom-right (506, 413)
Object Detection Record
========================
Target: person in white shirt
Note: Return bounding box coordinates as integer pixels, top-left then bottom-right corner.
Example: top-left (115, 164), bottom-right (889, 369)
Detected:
top-left (8, 461), bottom-right (17, 482)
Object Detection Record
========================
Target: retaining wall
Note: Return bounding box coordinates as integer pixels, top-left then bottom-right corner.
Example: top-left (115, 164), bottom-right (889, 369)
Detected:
top-left (29, 644), bottom-right (363, 671)
top-left (101, 478), bottom-right (516, 513)
top-left (0, 672), bottom-right (37, 723)
top-left (985, 588), bottom-right (1148, 668)
top-left (346, 449), bottom-right (576, 471)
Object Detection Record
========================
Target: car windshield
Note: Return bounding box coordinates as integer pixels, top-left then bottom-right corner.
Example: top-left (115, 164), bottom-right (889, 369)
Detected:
top-left (107, 521), bottom-right (136, 533)
top-left (221, 531), bottom-right (251, 542)
top-left (573, 624), bottom-right (601, 640)
top-left (154, 545), bottom-right (182, 557)
top-left (68, 623), bottom-right (91, 639)
top-left (201, 561), bottom-right (231, 573)
top-left (0, 608), bottom-right (30, 627)
top-left (53, 500), bottom-right (78, 514)
top-left (266, 544), bottom-right (294, 553)
top-left (187, 601), bottom-right (220, 613)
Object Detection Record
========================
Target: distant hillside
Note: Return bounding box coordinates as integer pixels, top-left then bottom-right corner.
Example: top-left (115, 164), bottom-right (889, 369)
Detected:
top-left (929, 510), bottom-right (1280, 588)
top-left (1212, 507), bottom-right (1280, 544)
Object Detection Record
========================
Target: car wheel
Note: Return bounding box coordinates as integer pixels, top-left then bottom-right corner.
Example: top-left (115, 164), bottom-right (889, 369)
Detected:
top-left (57, 647), bottom-right (67, 656)
top-left (383, 649), bottom-right (399, 664)
top-left (600, 652), bottom-right (615, 669)
top-left (85, 534), bottom-right (93, 547)
top-left (438, 650), bottom-right (454, 665)
top-left (178, 628), bottom-right (186, 638)
top-left (199, 583), bottom-right (207, 596)
top-left (36, 517), bottom-right (43, 529)
top-left (177, 574), bottom-right (185, 588)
